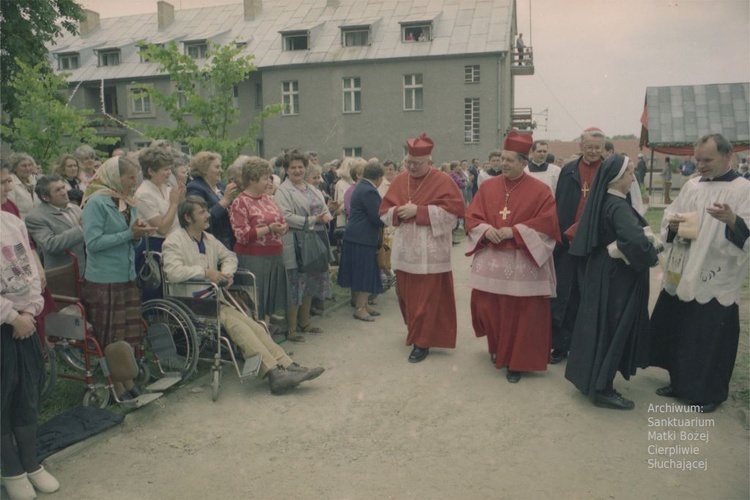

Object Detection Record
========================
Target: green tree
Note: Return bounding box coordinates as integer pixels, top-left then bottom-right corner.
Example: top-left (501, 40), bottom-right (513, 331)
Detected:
top-left (1, 60), bottom-right (115, 170)
top-left (0, 0), bottom-right (85, 122)
top-left (137, 41), bottom-right (280, 161)
top-left (612, 134), bottom-right (637, 140)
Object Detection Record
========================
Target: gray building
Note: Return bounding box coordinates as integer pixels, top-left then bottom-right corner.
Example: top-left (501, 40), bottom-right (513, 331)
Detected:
top-left (49, 0), bottom-right (534, 163)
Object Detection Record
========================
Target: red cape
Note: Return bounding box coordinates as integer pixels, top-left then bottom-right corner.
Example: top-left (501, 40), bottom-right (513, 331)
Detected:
top-left (380, 169), bottom-right (465, 218)
top-left (466, 173), bottom-right (560, 254)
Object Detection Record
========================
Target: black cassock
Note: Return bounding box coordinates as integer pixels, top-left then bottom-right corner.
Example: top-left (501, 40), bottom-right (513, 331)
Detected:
top-left (565, 194), bottom-right (658, 396)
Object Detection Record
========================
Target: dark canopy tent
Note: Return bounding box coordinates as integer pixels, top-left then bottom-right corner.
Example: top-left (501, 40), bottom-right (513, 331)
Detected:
top-left (638, 82), bottom-right (750, 195)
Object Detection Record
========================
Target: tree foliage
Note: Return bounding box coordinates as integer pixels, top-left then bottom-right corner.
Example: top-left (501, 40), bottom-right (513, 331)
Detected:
top-left (137, 41), bottom-right (281, 162)
top-left (0, 0), bottom-right (85, 121)
top-left (1, 60), bottom-right (115, 171)
top-left (612, 134), bottom-right (638, 140)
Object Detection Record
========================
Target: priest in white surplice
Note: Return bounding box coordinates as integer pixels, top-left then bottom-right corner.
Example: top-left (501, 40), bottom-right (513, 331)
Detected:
top-left (379, 133), bottom-right (465, 363)
top-left (649, 133), bottom-right (750, 413)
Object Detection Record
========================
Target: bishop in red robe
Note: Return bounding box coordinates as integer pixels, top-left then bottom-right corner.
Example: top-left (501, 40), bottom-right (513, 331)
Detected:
top-left (466, 131), bottom-right (561, 383)
top-left (379, 133), bottom-right (465, 363)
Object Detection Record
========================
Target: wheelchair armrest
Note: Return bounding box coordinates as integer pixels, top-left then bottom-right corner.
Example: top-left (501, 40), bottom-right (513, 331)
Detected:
top-left (51, 294), bottom-right (81, 305)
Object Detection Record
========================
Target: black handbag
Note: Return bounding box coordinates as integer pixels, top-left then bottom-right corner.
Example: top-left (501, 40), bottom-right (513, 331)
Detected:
top-left (292, 229), bottom-right (329, 274)
top-left (137, 237), bottom-right (162, 290)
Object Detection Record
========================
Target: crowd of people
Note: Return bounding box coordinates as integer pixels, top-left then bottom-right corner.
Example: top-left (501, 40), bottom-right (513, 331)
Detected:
top-left (1, 130), bottom-right (748, 499)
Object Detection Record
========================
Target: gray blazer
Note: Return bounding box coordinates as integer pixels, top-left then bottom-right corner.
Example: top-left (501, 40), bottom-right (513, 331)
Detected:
top-left (25, 202), bottom-right (86, 276)
top-left (274, 179), bottom-right (331, 270)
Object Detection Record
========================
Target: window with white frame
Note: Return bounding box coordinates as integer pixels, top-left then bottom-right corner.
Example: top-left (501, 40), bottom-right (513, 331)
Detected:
top-left (344, 147), bottom-right (362, 157)
top-left (401, 23), bottom-right (432, 42)
top-left (97, 49), bottom-right (120, 67)
top-left (464, 98), bottom-right (480, 144)
top-left (185, 41), bottom-right (208, 59)
top-left (282, 32), bottom-right (309, 51)
top-left (465, 65), bottom-right (480, 83)
top-left (343, 77), bottom-right (361, 113)
top-left (129, 87), bottom-right (152, 115)
top-left (179, 142), bottom-right (192, 155)
top-left (403, 74), bottom-right (423, 111)
top-left (58, 53), bottom-right (79, 70)
top-left (341, 28), bottom-right (369, 47)
top-left (132, 139), bottom-right (150, 150)
top-left (281, 81), bottom-right (299, 115)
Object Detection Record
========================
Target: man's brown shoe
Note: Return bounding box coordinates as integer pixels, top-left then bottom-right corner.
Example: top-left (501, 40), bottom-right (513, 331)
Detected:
top-left (266, 367), bottom-right (309, 395)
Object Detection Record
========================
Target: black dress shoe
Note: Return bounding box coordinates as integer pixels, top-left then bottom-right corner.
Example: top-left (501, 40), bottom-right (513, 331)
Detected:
top-left (594, 390), bottom-right (635, 410)
top-left (506, 370), bottom-right (521, 383)
top-left (408, 346), bottom-right (429, 363)
top-left (691, 402), bottom-right (720, 413)
top-left (550, 349), bottom-right (567, 365)
top-left (655, 385), bottom-right (678, 398)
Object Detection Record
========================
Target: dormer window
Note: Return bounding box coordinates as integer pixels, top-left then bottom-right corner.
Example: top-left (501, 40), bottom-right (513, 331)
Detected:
top-left (282, 31), bottom-right (309, 51)
top-left (401, 22), bottom-right (432, 42)
top-left (58, 53), bottom-right (79, 70)
top-left (185, 41), bottom-right (208, 59)
top-left (97, 49), bottom-right (120, 67)
top-left (341, 27), bottom-right (370, 47)
top-left (138, 43), bottom-right (163, 63)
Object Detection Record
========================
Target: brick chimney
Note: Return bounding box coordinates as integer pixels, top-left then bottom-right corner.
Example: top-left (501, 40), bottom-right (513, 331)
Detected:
top-left (244, 0), bottom-right (262, 19)
top-left (158, 1), bottom-right (175, 31)
top-left (79, 9), bottom-right (100, 36)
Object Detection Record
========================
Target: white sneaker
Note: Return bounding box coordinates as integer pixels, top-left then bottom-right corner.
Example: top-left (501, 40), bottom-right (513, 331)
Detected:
top-left (1, 472), bottom-right (37, 500)
top-left (27, 466), bottom-right (60, 494)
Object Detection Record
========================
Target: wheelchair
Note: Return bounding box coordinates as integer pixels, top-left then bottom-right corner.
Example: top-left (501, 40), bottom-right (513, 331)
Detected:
top-left (43, 253), bottom-right (195, 409)
top-left (156, 254), bottom-right (267, 402)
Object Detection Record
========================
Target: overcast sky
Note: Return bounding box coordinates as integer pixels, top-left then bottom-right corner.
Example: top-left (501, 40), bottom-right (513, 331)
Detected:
top-left (79, 0), bottom-right (749, 141)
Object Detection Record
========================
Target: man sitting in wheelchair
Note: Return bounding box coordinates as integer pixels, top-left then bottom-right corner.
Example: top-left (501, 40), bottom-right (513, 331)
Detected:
top-left (162, 196), bottom-right (324, 395)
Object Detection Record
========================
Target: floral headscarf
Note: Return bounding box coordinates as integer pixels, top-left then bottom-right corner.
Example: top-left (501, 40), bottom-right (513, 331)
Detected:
top-left (82, 156), bottom-right (136, 210)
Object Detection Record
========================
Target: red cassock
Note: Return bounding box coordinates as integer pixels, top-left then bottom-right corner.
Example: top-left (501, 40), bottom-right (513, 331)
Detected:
top-left (380, 169), bottom-right (465, 349)
top-left (465, 174), bottom-right (560, 371)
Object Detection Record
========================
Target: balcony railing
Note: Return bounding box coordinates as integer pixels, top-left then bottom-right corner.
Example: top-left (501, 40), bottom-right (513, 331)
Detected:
top-left (89, 112), bottom-right (127, 137)
top-left (511, 107), bottom-right (535, 131)
top-left (511, 47), bottom-right (534, 75)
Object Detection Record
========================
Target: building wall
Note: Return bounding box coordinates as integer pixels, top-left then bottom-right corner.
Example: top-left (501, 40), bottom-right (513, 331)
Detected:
top-left (260, 54), bottom-right (508, 163)
top-left (65, 54), bottom-right (512, 164)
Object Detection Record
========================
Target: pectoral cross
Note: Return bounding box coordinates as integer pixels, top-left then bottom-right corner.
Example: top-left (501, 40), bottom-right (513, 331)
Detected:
top-left (499, 206), bottom-right (512, 220)
top-left (582, 181), bottom-right (590, 198)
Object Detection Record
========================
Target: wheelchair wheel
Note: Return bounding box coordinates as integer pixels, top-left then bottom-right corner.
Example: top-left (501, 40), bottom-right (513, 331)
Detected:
top-left (40, 342), bottom-right (57, 402)
top-left (82, 384), bottom-right (110, 409)
top-left (211, 369), bottom-right (221, 402)
top-left (141, 299), bottom-right (199, 381)
top-left (55, 343), bottom-right (88, 372)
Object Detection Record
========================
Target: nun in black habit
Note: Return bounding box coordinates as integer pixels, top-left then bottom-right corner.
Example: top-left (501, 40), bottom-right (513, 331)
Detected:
top-left (564, 155), bottom-right (659, 410)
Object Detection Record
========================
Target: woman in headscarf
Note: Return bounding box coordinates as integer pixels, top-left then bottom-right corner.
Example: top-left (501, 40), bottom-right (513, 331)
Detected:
top-left (81, 157), bottom-right (154, 397)
top-left (564, 154), bottom-right (660, 411)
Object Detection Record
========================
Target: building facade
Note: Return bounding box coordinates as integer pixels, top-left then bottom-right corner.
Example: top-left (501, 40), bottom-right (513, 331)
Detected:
top-left (50, 0), bottom-right (533, 162)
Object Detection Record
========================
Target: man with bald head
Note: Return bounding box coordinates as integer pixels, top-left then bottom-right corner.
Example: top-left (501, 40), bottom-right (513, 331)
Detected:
top-left (550, 127), bottom-right (606, 364)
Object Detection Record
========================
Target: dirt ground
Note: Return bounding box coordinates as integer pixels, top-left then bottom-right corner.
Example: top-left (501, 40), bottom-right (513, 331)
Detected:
top-left (43, 245), bottom-right (749, 499)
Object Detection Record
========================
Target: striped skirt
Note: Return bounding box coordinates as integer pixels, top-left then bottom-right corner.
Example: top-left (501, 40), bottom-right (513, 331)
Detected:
top-left (83, 280), bottom-right (143, 349)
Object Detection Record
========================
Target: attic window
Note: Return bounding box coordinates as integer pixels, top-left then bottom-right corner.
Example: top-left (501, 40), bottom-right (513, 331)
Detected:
top-left (58, 53), bottom-right (79, 70)
top-left (341, 27), bottom-right (370, 47)
top-left (185, 41), bottom-right (208, 59)
top-left (97, 49), bottom-right (120, 67)
top-left (401, 23), bottom-right (432, 42)
top-left (282, 31), bottom-right (309, 51)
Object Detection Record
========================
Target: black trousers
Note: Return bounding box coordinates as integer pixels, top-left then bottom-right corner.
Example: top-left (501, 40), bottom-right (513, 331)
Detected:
top-left (1, 324), bottom-right (45, 433)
